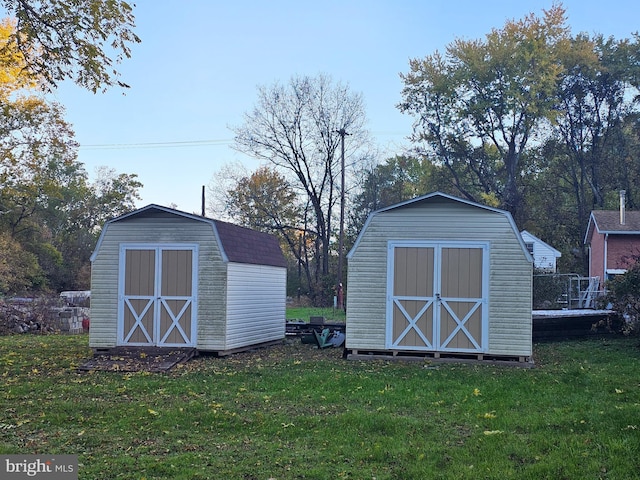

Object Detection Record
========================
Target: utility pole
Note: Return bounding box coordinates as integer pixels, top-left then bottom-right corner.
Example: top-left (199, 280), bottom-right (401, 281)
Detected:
top-left (335, 128), bottom-right (349, 310)
top-left (201, 185), bottom-right (205, 216)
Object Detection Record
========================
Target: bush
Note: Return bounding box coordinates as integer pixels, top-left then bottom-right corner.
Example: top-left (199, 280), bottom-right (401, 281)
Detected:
top-left (605, 263), bottom-right (640, 336)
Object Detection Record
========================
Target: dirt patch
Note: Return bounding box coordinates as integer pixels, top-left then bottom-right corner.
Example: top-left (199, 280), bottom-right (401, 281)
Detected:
top-left (77, 338), bottom-right (346, 373)
top-left (219, 337), bottom-right (345, 366)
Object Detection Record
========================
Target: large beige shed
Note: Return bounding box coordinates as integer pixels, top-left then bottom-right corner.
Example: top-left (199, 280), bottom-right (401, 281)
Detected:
top-left (89, 204), bottom-right (287, 355)
top-left (346, 192), bottom-right (533, 362)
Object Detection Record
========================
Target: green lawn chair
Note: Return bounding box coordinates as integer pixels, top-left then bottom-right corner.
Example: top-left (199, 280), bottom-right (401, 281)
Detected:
top-left (313, 328), bottom-right (332, 348)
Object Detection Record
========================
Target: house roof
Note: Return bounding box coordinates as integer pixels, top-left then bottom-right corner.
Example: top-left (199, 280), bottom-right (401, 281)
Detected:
top-left (520, 230), bottom-right (561, 258)
top-left (348, 191), bottom-right (532, 261)
top-left (90, 204), bottom-right (287, 268)
top-left (584, 210), bottom-right (640, 244)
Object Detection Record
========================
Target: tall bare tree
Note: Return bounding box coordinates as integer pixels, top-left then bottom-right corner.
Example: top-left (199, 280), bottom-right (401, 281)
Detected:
top-left (232, 73), bottom-right (368, 302)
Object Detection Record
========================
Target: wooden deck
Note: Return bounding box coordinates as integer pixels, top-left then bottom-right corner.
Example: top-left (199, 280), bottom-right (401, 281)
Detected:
top-left (532, 309), bottom-right (618, 340)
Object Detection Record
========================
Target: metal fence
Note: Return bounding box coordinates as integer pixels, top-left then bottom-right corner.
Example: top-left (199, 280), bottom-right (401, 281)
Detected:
top-left (533, 274), bottom-right (603, 310)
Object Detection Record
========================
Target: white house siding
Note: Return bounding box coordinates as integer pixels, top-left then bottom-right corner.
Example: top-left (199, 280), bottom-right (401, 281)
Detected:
top-left (89, 216), bottom-right (226, 349)
top-left (346, 201), bottom-right (532, 357)
top-left (223, 263), bottom-right (286, 351)
top-left (520, 231), bottom-right (560, 272)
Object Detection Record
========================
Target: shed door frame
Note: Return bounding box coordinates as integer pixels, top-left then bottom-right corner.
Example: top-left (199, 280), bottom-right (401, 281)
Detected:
top-left (117, 243), bottom-right (198, 347)
top-left (386, 240), bottom-right (489, 353)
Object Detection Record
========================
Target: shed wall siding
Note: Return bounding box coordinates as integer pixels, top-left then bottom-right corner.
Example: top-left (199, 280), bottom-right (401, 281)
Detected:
top-left (222, 263), bottom-right (286, 350)
top-left (90, 217), bottom-right (227, 349)
top-left (346, 204), bottom-right (532, 356)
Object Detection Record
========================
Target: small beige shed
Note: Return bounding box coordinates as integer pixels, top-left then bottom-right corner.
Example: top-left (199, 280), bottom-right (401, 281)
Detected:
top-left (346, 192), bottom-right (533, 362)
top-left (89, 204), bottom-right (287, 355)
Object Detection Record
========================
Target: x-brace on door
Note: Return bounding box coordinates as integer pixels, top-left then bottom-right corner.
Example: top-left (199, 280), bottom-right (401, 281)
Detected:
top-left (387, 241), bottom-right (488, 353)
top-left (118, 245), bottom-right (197, 347)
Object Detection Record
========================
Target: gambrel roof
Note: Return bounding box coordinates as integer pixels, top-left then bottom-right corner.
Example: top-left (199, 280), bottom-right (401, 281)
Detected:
top-left (91, 204), bottom-right (287, 268)
top-left (348, 191), bottom-right (532, 261)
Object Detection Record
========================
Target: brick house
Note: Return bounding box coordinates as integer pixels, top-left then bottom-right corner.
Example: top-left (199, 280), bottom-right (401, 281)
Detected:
top-left (584, 192), bottom-right (640, 288)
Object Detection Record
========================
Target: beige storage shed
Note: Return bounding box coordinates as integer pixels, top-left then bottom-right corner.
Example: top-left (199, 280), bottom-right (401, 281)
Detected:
top-left (346, 192), bottom-right (533, 362)
top-left (89, 204), bottom-right (287, 355)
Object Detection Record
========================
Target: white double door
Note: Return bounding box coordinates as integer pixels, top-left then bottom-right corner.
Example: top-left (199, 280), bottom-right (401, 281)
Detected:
top-left (387, 242), bottom-right (488, 353)
top-left (118, 245), bottom-right (198, 347)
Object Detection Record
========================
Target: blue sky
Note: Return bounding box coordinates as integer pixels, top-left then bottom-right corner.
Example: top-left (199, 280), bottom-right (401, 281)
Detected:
top-left (51, 0), bottom-right (639, 215)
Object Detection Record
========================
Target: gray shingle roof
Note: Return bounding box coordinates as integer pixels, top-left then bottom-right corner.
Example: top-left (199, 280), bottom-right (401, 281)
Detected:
top-left (213, 219), bottom-right (287, 268)
top-left (590, 210), bottom-right (640, 233)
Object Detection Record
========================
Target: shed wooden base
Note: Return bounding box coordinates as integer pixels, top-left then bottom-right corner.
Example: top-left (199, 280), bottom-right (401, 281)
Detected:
top-left (80, 346), bottom-right (197, 372)
top-left (198, 339), bottom-right (284, 357)
top-left (345, 349), bottom-right (534, 367)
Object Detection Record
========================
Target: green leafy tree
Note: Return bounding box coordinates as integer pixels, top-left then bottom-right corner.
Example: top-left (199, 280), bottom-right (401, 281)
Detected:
top-left (0, 9), bottom-right (141, 294)
top-left (45, 165), bottom-right (141, 290)
top-left (87, 166), bottom-right (141, 227)
top-left (554, 33), bottom-right (640, 220)
top-left (0, 232), bottom-right (42, 294)
top-left (0, 101), bottom-right (78, 239)
top-left (522, 33), bottom-right (640, 274)
top-left (0, 97), bottom-right (142, 291)
top-left (520, 142), bottom-right (585, 273)
top-left (0, 160), bottom-right (142, 293)
top-left (2, 0), bottom-right (140, 91)
top-left (398, 5), bottom-right (569, 223)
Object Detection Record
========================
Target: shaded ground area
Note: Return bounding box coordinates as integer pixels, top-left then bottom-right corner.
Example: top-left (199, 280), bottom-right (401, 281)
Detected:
top-left (77, 338), bottom-right (346, 373)
top-left (217, 337), bottom-right (345, 366)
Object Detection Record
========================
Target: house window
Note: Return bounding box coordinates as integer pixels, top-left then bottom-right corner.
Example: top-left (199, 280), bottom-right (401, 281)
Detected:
top-left (526, 242), bottom-right (534, 255)
top-left (606, 269), bottom-right (627, 281)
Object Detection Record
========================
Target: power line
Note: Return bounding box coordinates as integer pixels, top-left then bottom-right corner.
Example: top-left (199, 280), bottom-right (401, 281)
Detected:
top-left (80, 139), bottom-right (233, 150)
top-left (78, 130), bottom-right (408, 151)
top-left (79, 138), bottom-right (234, 150)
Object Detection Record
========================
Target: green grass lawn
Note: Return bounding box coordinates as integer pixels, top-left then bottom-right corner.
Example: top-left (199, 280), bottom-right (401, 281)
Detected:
top-left (1, 333), bottom-right (639, 479)
top-left (286, 305), bottom-right (346, 322)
